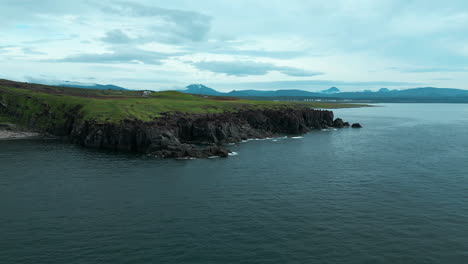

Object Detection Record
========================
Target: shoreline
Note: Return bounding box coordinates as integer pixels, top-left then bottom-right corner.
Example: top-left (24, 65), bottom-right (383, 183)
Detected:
top-left (69, 109), bottom-right (356, 159)
top-left (0, 124), bottom-right (41, 140)
top-left (0, 130), bottom-right (41, 140)
top-left (0, 108), bottom-right (359, 157)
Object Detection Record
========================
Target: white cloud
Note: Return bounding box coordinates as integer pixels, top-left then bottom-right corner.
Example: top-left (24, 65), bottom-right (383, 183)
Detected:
top-left (1, 0), bottom-right (468, 90)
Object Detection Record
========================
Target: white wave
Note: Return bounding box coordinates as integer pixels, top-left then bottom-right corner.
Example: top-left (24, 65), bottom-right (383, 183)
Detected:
top-left (228, 152), bottom-right (239, 156)
top-left (291, 136), bottom-right (304, 139)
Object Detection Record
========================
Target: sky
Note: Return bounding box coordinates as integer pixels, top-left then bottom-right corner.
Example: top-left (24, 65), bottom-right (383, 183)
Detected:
top-left (1, 0), bottom-right (468, 92)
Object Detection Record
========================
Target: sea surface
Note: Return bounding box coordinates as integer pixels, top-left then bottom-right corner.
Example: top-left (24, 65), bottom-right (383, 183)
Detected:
top-left (1, 104), bottom-right (468, 264)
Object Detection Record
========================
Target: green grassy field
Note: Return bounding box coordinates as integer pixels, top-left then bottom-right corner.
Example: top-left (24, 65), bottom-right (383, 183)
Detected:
top-left (0, 80), bottom-right (367, 127)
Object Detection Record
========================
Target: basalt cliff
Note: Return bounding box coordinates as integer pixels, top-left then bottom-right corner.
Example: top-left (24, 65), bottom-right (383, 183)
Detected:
top-left (69, 109), bottom-right (350, 158)
top-left (0, 79), bottom-right (358, 158)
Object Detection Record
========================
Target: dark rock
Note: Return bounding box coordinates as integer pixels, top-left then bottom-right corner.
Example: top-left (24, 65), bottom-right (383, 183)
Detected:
top-left (333, 118), bottom-right (349, 128)
top-left (0, 123), bottom-right (15, 131)
top-left (203, 145), bottom-right (230, 158)
top-left (68, 108), bottom-right (348, 158)
top-left (351, 123), bottom-right (362, 128)
top-left (333, 118), bottom-right (350, 128)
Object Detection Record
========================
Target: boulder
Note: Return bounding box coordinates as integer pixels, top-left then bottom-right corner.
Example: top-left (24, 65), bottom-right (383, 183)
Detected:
top-left (0, 123), bottom-right (16, 131)
top-left (333, 118), bottom-right (346, 128)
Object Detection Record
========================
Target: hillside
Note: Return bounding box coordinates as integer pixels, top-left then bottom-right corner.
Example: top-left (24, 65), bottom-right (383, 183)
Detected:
top-left (60, 83), bottom-right (128, 90)
top-left (0, 79), bottom-right (363, 131)
top-left (0, 79), bottom-right (363, 158)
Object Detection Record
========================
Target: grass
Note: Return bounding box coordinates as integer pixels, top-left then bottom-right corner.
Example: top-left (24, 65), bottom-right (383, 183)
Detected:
top-left (0, 112), bottom-right (14, 123)
top-left (0, 80), bottom-right (367, 129)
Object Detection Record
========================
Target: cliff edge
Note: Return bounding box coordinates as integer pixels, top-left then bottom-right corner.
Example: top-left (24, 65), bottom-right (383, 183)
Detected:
top-left (70, 108), bottom-right (347, 158)
top-left (0, 79), bottom-right (359, 158)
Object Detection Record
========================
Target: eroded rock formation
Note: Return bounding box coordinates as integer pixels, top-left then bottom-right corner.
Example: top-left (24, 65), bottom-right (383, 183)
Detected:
top-left (70, 108), bottom-right (345, 158)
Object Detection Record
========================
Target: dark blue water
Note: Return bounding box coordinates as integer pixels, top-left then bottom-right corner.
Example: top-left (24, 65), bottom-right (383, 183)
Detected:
top-left (1, 104), bottom-right (468, 264)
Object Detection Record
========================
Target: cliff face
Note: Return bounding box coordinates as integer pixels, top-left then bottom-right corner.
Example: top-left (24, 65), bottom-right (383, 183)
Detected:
top-left (0, 88), bottom-right (83, 136)
top-left (1, 79), bottom-right (361, 158)
top-left (69, 108), bottom-right (345, 158)
top-left (1, 87), bottom-right (348, 158)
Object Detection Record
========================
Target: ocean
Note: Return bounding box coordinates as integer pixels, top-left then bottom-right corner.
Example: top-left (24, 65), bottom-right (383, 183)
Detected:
top-left (1, 104), bottom-right (467, 263)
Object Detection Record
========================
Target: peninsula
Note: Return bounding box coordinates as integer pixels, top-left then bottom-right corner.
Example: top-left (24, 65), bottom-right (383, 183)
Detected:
top-left (0, 79), bottom-right (363, 158)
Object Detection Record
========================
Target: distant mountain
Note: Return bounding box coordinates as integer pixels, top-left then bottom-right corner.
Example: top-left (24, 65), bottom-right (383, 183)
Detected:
top-left (227, 89), bottom-right (322, 97)
top-left (378, 88), bottom-right (390, 92)
top-left (178, 84), bottom-right (224, 96)
top-left (338, 87), bottom-right (468, 99)
top-left (22, 78), bottom-right (129, 91)
top-left (320, 87), bottom-right (340, 94)
top-left (176, 84), bottom-right (468, 103)
top-left (60, 82), bottom-right (128, 90)
top-left (180, 84), bottom-right (322, 97)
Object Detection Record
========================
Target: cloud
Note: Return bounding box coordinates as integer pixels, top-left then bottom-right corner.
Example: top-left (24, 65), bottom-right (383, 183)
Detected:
top-left (192, 61), bottom-right (323, 77)
top-left (24, 77), bottom-right (91, 86)
top-left (432, 78), bottom-right (452, 81)
top-left (101, 1), bottom-right (212, 44)
top-left (100, 29), bottom-right (133, 44)
top-left (278, 67), bottom-right (321, 77)
top-left (398, 67), bottom-right (468, 73)
top-left (0, 45), bottom-right (14, 52)
top-left (2, 0), bottom-right (468, 90)
top-left (52, 47), bottom-right (183, 65)
top-left (0, 45), bottom-right (46, 56)
top-left (208, 48), bottom-right (311, 59)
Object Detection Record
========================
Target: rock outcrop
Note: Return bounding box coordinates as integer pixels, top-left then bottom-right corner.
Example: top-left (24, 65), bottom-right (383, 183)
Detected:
top-left (1, 87), bottom-right (355, 158)
top-left (69, 108), bottom-right (347, 158)
top-left (333, 118), bottom-right (350, 128)
top-left (0, 79), bottom-right (361, 158)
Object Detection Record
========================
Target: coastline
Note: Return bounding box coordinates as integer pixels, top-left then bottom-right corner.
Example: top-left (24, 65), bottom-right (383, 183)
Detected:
top-left (1, 107), bottom-right (358, 158)
top-left (0, 130), bottom-right (41, 140)
top-left (0, 124), bottom-right (41, 140)
top-left (0, 79), bottom-right (361, 157)
top-left (69, 109), bottom-right (355, 159)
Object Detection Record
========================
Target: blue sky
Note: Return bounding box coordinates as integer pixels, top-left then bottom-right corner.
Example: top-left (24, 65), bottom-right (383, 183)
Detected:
top-left (1, 0), bottom-right (467, 91)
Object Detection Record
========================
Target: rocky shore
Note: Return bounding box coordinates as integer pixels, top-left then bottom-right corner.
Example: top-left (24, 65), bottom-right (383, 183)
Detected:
top-left (0, 79), bottom-right (363, 158)
top-left (0, 123), bottom-right (40, 140)
top-left (69, 108), bottom-right (357, 158)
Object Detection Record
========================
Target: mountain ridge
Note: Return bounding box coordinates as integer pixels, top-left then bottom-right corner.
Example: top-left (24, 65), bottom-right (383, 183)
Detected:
top-left (176, 84), bottom-right (468, 102)
top-left (55, 82), bottom-right (128, 91)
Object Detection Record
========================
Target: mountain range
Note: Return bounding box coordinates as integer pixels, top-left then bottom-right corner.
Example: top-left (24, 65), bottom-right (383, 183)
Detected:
top-left (178, 84), bottom-right (468, 103)
top-left (59, 82), bottom-right (128, 91)
top-left (23, 80), bottom-right (468, 103)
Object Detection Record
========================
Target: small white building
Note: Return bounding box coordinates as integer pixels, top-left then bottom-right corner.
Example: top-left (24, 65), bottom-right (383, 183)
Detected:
top-left (141, 90), bottom-right (153, 97)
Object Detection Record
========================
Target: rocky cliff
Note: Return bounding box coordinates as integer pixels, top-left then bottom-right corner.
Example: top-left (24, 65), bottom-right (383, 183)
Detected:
top-left (1, 82), bottom-right (355, 158)
top-left (69, 108), bottom-right (349, 158)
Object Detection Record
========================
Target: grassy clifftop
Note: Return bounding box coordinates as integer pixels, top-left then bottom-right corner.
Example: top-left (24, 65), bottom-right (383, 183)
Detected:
top-left (0, 79), bottom-right (365, 131)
